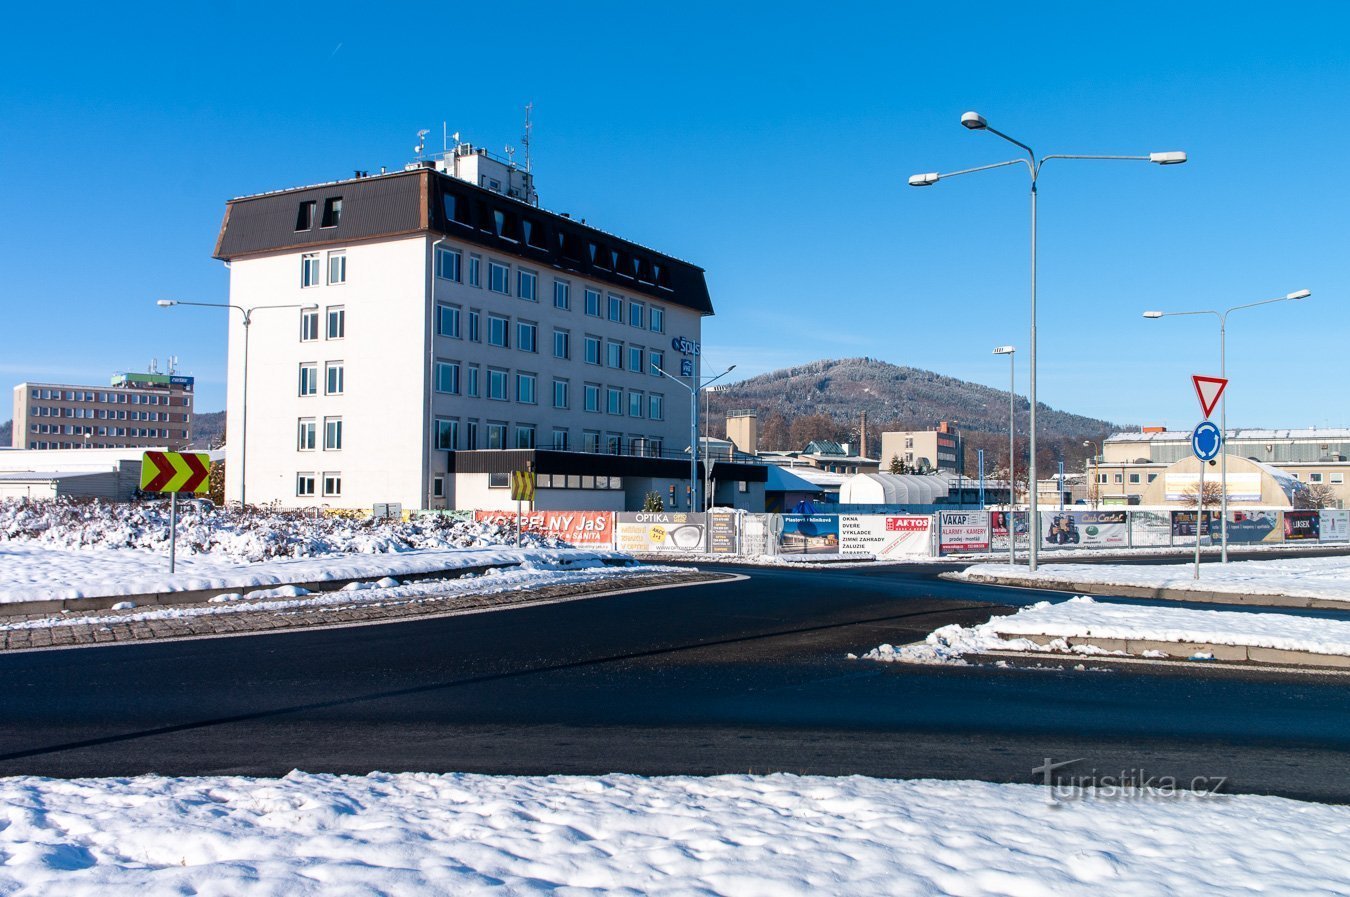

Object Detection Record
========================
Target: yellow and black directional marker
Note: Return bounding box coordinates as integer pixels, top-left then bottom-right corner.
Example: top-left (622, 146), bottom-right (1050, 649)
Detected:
top-left (509, 470), bottom-right (536, 503)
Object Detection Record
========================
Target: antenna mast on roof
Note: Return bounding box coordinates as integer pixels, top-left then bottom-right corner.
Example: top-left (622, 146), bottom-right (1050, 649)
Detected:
top-left (523, 101), bottom-right (533, 174)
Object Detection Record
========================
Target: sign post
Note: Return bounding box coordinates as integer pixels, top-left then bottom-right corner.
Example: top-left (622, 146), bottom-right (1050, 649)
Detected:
top-left (1193, 374), bottom-right (1230, 563)
top-left (139, 451), bottom-right (212, 574)
top-left (1190, 419), bottom-right (1223, 580)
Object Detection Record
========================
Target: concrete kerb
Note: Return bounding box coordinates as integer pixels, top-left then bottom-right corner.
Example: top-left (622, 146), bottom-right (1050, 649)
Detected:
top-left (990, 631), bottom-right (1350, 669)
top-left (0, 555), bottom-right (634, 618)
top-left (944, 570), bottom-right (1350, 610)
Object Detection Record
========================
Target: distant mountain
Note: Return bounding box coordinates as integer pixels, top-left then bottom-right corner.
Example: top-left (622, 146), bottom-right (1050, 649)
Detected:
top-left (190, 410), bottom-right (226, 449)
top-left (707, 357), bottom-right (1125, 470)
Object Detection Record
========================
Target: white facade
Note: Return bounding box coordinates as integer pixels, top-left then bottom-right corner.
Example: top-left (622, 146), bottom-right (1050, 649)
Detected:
top-left (223, 231), bottom-right (702, 511)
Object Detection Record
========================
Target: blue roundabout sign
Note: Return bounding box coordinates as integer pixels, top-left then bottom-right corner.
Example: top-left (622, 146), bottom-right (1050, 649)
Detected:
top-left (1191, 420), bottom-right (1223, 461)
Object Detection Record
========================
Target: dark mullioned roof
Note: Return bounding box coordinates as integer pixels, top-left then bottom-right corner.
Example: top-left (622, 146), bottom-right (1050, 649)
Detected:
top-left (213, 168), bottom-right (713, 315)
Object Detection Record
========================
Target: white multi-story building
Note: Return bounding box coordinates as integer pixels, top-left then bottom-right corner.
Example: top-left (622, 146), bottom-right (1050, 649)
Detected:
top-left (212, 143), bottom-right (720, 511)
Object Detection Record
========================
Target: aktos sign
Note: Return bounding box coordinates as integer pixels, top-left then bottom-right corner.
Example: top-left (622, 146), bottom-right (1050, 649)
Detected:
top-left (671, 336), bottom-right (700, 356)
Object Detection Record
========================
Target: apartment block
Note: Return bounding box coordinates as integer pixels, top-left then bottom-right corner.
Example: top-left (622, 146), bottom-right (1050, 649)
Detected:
top-left (878, 421), bottom-right (964, 473)
top-left (12, 373), bottom-right (194, 450)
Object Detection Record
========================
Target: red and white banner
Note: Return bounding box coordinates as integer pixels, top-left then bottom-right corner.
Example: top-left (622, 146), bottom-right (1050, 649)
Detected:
top-left (840, 515), bottom-right (933, 558)
top-left (474, 510), bottom-right (613, 546)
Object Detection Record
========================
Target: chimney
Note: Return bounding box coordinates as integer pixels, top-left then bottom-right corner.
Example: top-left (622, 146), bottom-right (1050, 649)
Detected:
top-left (860, 410), bottom-right (868, 458)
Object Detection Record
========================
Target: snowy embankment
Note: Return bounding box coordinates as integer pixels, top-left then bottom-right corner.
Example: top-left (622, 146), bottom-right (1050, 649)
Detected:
top-left (862, 596), bottom-right (1350, 666)
top-left (2, 771), bottom-right (1347, 896)
top-left (956, 555), bottom-right (1350, 603)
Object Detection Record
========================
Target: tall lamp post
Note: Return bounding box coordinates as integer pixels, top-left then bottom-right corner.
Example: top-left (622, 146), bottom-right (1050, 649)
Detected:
top-left (157, 299), bottom-right (317, 507)
top-left (1083, 440), bottom-right (1099, 509)
top-left (993, 345), bottom-right (1016, 564)
top-left (1143, 288), bottom-right (1311, 562)
top-left (910, 112), bottom-right (1185, 569)
top-left (653, 362), bottom-right (736, 511)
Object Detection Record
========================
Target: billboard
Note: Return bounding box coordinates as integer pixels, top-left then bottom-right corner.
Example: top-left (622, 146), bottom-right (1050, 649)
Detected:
top-left (1320, 510), bottom-right (1350, 543)
top-left (1171, 510), bottom-right (1217, 545)
top-left (615, 512), bottom-right (707, 553)
top-left (1165, 471), bottom-right (1261, 503)
top-left (1283, 509), bottom-right (1320, 541)
top-left (1040, 511), bottom-right (1126, 548)
top-left (741, 514), bottom-right (773, 556)
top-left (840, 515), bottom-right (933, 558)
top-left (1225, 510), bottom-right (1282, 544)
top-left (990, 511), bottom-right (1029, 552)
top-left (938, 511), bottom-right (990, 553)
top-left (474, 510), bottom-right (613, 546)
top-left (778, 514), bottom-right (841, 554)
top-left (1130, 510), bottom-right (1173, 546)
top-left (708, 510), bottom-right (739, 554)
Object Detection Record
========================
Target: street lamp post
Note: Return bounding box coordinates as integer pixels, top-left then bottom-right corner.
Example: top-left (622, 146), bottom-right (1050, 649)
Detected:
top-left (911, 112), bottom-right (1185, 570)
top-left (1083, 440), bottom-right (1099, 509)
top-left (993, 345), bottom-right (1016, 564)
top-left (653, 362), bottom-right (736, 511)
top-left (1143, 288), bottom-right (1311, 562)
top-left (158, 299), bottom-right (317, 507)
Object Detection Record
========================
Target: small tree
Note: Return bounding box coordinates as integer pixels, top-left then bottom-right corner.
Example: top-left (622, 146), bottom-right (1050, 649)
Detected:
top-left (643, 491), bottom-right (665, 512)
top-left (1295, 482), bottom-right (1338, 510)
top-left (1182, 480), bottom-right (1224, 508)
top-left (888, 454), bottom-right (903, 475)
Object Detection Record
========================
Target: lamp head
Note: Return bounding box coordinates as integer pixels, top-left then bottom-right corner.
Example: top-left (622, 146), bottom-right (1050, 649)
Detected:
top-left (992, 345), bottom-right (1015, 355)
top-left (156, 300), bottom-right (177, 307)
top-left (908, 172), bottom-right (940, 187)
top-left (1142, 311), bottom-right (1164, 319)
top-left (1286, 289), bottom-right (1311, 301)
top-left (726, 364), bottom-right (737, 372)
top-left (302, 304), bottom-right (320, 311)
top-left (1149, 151), bottom-right (1187, 165)
top-left (960, 111), bottom-right (988, 130)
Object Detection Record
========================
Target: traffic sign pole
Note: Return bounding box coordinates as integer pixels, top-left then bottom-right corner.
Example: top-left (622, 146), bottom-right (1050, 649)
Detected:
top-left (169, 491), bottom-right (178, 575)
top-left (1194, 459), bottom-right (1203, 580)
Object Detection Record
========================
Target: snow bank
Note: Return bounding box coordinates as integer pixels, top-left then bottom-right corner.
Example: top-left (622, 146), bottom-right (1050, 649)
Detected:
top-left (1, 771), bottom-right (1346, 896)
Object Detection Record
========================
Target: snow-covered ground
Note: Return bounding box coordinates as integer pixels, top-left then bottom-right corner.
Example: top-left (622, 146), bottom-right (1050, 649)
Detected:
top-left (1, 771), bottom-right (1346, 896)
top-left (957, 555), bottom-right (1350, 603)
top-left (862, 596), bottom-right (1350, 665)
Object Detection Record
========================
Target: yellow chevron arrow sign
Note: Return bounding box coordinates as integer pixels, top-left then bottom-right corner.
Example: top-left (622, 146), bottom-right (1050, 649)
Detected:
top-left (139, 451), bottom-right (213, 494)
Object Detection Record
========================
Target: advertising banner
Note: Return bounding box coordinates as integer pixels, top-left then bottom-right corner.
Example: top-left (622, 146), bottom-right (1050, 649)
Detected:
top-left (1130, 510), bottom-right (1173, 546)
top-left (708, 510), bottom-right (739, 554)
top-left (615, 512), bottom-right (707, 553)
top-left (474, 510), bottom-right (614, 546)
top-left (840, 515), bottom-right (933, 558)
top-left (1320, 510), bottom-right (1350, 543)
top-left (1225, 510), bottom-right (1282, 544)
top-left (778, 514), bottom-right (841, 554)
top-left (1165, 472), bottom-right (1261, 503)
top-left (742, 514), bottom-right (773, 556)
top-left (938, 511), bottom-right (990, 553)
top-left (1283, 509), bottom-right (1320, 541)
top-left (989, 511), bottom-right (1030, 552)
top-left (1039, 511), bottom-right (1126, 548)
top-left (1171, 510), bottom-right (1217, 545)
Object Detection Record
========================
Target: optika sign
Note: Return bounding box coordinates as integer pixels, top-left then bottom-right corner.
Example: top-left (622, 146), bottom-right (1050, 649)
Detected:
top-left (671, 336), bottom-right (700, 356)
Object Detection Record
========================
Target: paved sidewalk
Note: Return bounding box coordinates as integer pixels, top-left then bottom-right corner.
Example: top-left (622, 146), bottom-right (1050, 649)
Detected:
top-left (0, 571), bottom-right (729, 652)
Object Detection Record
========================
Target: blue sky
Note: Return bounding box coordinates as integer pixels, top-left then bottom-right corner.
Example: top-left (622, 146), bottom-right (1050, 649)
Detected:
top-left (1, 2), bottom-right (1345, 431)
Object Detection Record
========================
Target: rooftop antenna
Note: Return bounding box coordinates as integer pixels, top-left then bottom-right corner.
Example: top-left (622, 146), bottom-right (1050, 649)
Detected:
top-left (414, 129), bottom-right (429, 158)
top-left (442, 121), bottom-right (448, 153)
top-left (523, 101), bottom-right (533, 173)
top-left (504, 144), bottom-right (516, 168)
top-left (167, 355), bottom-right (178, 375)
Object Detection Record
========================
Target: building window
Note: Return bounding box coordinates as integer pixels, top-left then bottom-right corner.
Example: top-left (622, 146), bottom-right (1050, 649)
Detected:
top-left (606, 433), bottom-right (623, 454)
top-left (300, 309), bottom-right (320, 341)
top-left (553, 328), bottom-right (570, 360)
top-left (295, 201), bottom-right (316, 232)
top-left (583, 430), bottom-right (601, 453)
top-left (518, 269), bottom-right (537, 301)
top-left (516, 372), bottom-right (537, 404)
top-left (326, 306), bottom-right (345, 339)
top-left (297, 472), bottom-right (316, 496)
top-left (1148, 473), bottom-right (1158, 483)
top-left (489, 261), bottom-right (510, 294)
top-left (322, 472), bottom-right (342, 496)
top-left (465, 420), bottom-right (478, 449)
top-left (584, 383), bottom-right (601, 413)
top-left (1334, 473), bottom-right (1345, 484)
top-left (485, 314), bottom-right (509, 348)
top-left (487, 368), bottom-right (508, 401)
top-left (608, 294), bottom-right (624, 322)
top-left (649, 306), bottom-right (665, 333)
top-left (299, 363), bottom-right (318, 396)
top-left (437, 304), bottom-right (462, 338)
top-left (628, 346), bottom-right (644, 374)
top-left (435, 418), bottom-right (459, 451)
top-left (1113, 474), bottom-right (1122, 484)
top-left (585, 288), bottom-right (602, 317)
top-left (435, 360), bottom-right (461, 394)
top-left (301, 254), bottom-right (321, 288)
top-left (629, 301), bottom-right (644, 329)
top-left (1310, 472), bottom-right (1324, 483)
top-left (486, 423), bottom-right (506, 449)
top-left (297, 418), bottom-right (316, 451)
top-left (607, 386), bottom-right (623, 415)
top-left (629, 390), bottom-right (644, 418)
top-left (436, 246), bottom-right (462, 282)
top-left (469, 254), bottom-right (482, 287)
top-left (325, 361), bottom-right (344, 395)
top-left (320, 197), bottom-right (342, 228)
top-left (649, 350), bottom-right (664, 376)
top-left (468, 309), bottom-right (481, 342)
top-left (516, 321), bottom-right (538, 353)
top-left (607, 340), bottom-right (625, 369)
top-left (467, 364), bottom-right (480, 398)
top-left (433, 476), bottom-right (445, 498)
top-left (323, 417), bottom-right (343, 450)
top-left (328, 251), bottom-right (347, 285)
top-left (649, 393), bottom-right (664, 421)
top-left (584, 335), bottom-right (601, 365)
top-left (514, 425), bottom-right (536, 449)
top-left (552, 428), bottom-right (569, 451)
top-left (554, 280), bottom-right (571, 310)
top-left (1129, 473), bottom-right (1141, 484)
top-left (553, 379), bottom-right (569, 409)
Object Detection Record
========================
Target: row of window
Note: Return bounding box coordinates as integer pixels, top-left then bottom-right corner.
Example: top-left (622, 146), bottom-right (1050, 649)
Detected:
top-left (28, 406), bottom-right (182, 422)
top-left (435, 304), bottom-right (668, 375)
top-left (295, 197), bottom-right (342, 231)
top-left (297, 417), bottom-right (343, 451)
top-left (301, 306), bottom-right (345, 341)
top-left (28, 389), bottom-right (186, 406)
top-left (298, 362), bottom-right (344, 396)
top-left (432, 359), bottom-right (664, 419)
top-left (430, 418), bottom-right (666, 455)
top-left (296, 471), bottom-right (343, 497)
top-left (434, 246), bottom-right (667, 333)
top-left (301, 250), bottom-right (347, 288)
top-left (29, 425), bottom-right (184, 439)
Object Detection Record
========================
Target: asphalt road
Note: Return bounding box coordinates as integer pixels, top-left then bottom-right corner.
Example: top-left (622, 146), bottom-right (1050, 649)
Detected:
top-left (3, 564), bottom-right (1350, 802)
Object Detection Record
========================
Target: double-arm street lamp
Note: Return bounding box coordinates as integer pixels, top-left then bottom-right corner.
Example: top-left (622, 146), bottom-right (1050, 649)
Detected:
top-left (1143, 288), bottom-right (1311, 562)
top-left (653, 362), bottom-right (736, 511)
top-left (911, 111), bottom-right (1186, 569)
top-left (1082, 439), bottom-right (1100, 509)
top-left (993, 345), bottom-right (1016, 564)
top-left (157, 299), bottom-right (317, 507)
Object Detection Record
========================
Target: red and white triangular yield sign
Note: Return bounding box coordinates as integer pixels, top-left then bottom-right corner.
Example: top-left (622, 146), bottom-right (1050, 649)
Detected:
top-left (1192, 375), bottom-right (1228, 419)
